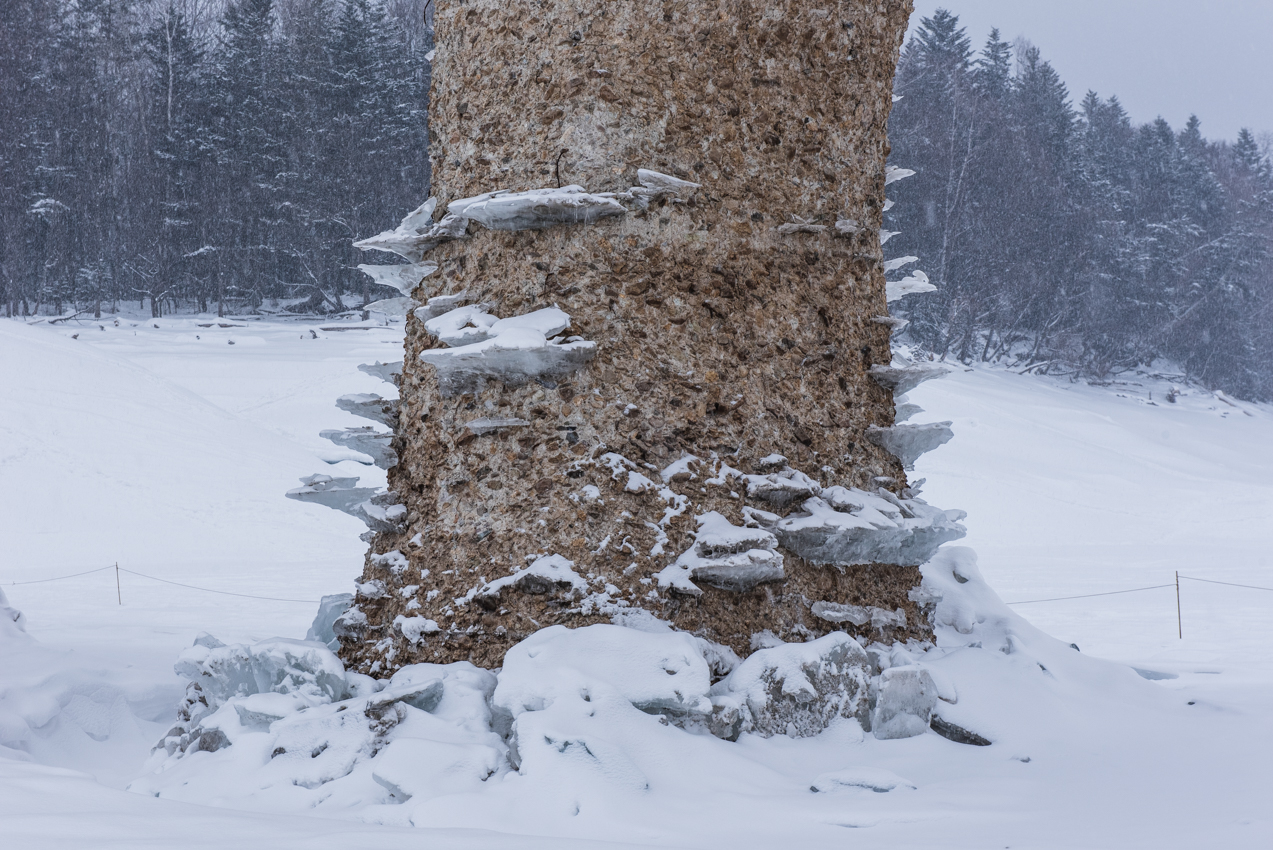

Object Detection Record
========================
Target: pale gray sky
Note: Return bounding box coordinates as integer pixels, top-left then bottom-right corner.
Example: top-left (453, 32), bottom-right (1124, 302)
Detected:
top-left (909, 1), bottom-right (1273, 142)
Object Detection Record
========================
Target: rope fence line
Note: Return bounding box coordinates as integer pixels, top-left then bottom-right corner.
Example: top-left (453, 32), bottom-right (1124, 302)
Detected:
top-left (7, 564), bottom-right (1271, 620)
top-left (5, 563), bottom-right (319, 604)
top-left (1005, 584), bottom-right (1175, 605)
top-left (1179, 575), bottom-right (1273, 593)
top-left (7, 566), bottom-right (114, 585)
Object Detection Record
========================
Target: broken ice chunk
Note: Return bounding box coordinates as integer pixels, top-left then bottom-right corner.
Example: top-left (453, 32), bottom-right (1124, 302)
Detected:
top-left (320, 426), bottom-right (398, 469)
top-left (867, 422), bottom-right (954, 469)
top-left (356, 261), bottom-right (438, 296)
top-left (834, 219), bottom-right (861, 236)
top-left (872, 665), bottom-right (937, 740)
top-left (447, 185), bottom-right (627, 231)
top-left (744, 467), bottom-right (820, 508)
top-left (336, 393), bottom-right (399, 429)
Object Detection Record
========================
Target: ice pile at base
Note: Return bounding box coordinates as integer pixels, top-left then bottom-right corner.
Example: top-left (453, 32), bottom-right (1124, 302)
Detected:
top-left (128, 544), bottom-right (1169, 829)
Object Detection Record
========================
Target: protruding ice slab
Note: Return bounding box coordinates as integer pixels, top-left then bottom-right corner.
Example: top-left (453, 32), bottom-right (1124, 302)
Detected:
top-left (285, 475), bottom-right (405, 533)
top-left (356, 261), bottom-right (438, 296)
top-left (336, 393), bottom-right (399, 429)
top-left (810, 600), bottom-right (907, 630)
top-left (776, 216), bottom-right (827, 235)
top-left (414, 291), bottom-right (478, 321)
top-left (869, 363), bottom-right (949, 396)
top-left (358, 360), bottom-right (402, 385)
top-left (657, 512), bottom-right (786, 596)
top-left (354, 197), bottom-right (469, 263)
top-left (636, 168), bottom-right (700, 193)
top-left (447, 185), bottom-right (627, 231)
top-left (883, 255), bottom-right (919, 272)
top-left (885, 165), bottom-right (916, 185)
top-left (750, 486), bottom-right (965, 567)
top-left (418, 306), bottom-right (595, 396)
top-left (319, 427), bottom-right (398, 469)
top-left (867, 422), bottom-right (954, 469)
top-left (464, 416), bottom-right (530, 436)
top-left (886, 270), bottom-right (936, 302)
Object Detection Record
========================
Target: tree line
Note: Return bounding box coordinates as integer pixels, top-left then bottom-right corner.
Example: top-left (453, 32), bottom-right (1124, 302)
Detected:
top-left (1, 0), bottom-right (430, 318)
top-left (888, 10), bottom-right (1273, 400)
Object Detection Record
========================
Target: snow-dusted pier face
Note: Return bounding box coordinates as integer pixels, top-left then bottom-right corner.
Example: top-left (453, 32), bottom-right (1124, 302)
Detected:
top-left (342, 0), bottom-right (928, 673)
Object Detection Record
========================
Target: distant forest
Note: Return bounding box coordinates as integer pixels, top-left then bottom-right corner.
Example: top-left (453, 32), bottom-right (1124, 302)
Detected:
top-left (3, 4), bottom-right (1271, 398)
top-left (888, 11), bottom-right (1273, 399)
top-left (0, 0), bottom-right (431, 317)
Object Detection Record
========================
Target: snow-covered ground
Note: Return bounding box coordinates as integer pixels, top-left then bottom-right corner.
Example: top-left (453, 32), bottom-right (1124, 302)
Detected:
top-left (2, 313), bottom-right (1271, 848)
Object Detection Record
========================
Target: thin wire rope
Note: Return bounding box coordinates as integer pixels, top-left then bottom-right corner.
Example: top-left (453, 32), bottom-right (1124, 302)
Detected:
top-left (7, 566), bottom-right (114, 585)
top-left (117, 568), bottom-right (319, 604)
top-left (1179, 575), bottom-right (1273, 593)
top-left (1005, 584), bottom-right (1174, 605)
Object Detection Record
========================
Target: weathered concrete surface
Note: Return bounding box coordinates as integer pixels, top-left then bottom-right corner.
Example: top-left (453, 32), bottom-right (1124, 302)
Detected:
top-left (342, 0), bottom-right (922, 674)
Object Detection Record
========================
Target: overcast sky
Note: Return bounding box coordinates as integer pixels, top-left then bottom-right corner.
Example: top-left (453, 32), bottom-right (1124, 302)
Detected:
top-left (908, 1), bottom-right (1273, 143)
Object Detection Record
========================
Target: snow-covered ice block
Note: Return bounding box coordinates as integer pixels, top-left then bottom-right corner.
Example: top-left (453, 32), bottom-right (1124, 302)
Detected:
top-left (424, 304), bottom-right (500, 346)
top-left (755, 488), bottom-right (965, 567)
top-left (708, 633), bottom-right (870, 740)
top-left (743, 467), bottom-right (820, 508)
top-left (336, 393), bottom-right (399, 429)
top-left (418, 307), bottom-right (595, 396)
top-left (320, 427), bottom-right (397, 469)
top-left (868, 422), bottom-right (954, 469)
top-left (174, 637), bottom-right (352, 718)
top-left (887, 270), bottom-right (937, 302)
top-left (448, 185), bottom-right (626, 231)
top-left (657, 512), bottom-right (785, 596)
top-left (356, 261), bottom-right (438, 296)
top-left (872, 665), bottom-right (937, 740)
top-left (306, 593), bottom-right (354, 651)
top-left (469, 554), bottom-right (588, 606)
top-left (496, 625), bottom-right (712, 721)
